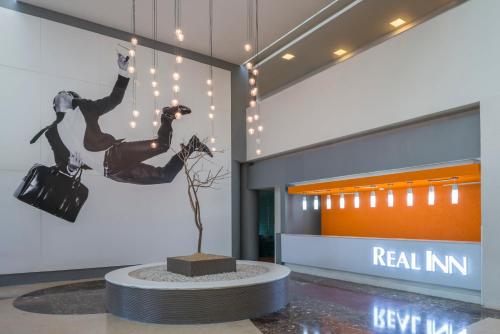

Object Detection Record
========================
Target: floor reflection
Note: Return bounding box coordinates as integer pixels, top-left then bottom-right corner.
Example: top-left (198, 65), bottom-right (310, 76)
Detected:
top-left (252, 272), bottom-right (499, 334)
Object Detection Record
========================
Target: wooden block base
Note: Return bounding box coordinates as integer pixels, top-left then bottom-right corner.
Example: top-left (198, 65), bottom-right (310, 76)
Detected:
top-left (167, 253), bottom-right (236, 277)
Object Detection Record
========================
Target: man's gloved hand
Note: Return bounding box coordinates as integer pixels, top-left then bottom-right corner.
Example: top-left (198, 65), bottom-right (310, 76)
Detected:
top-left (117, 53), bottom-right (130, 72)
top-left (53, 91), bottom-right (74, 113)
top-left (67, 152), bottom-right (83, 176)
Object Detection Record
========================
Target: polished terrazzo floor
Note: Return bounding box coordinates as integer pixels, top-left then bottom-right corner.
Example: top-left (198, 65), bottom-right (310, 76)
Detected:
top-left (2, 272), bottom-right (500, 333)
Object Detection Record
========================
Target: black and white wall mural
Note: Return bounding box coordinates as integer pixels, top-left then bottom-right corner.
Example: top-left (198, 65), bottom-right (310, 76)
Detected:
top-left (14, 54), bottom-right (215, 222)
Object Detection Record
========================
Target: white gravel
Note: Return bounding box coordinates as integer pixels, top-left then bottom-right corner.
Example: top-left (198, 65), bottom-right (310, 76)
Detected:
top-left (129, 264), bottom-right (269, 282)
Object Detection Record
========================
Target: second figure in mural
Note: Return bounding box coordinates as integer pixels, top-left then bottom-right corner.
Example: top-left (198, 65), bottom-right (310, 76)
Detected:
top-left (31, 53), bottom-right (212, 185)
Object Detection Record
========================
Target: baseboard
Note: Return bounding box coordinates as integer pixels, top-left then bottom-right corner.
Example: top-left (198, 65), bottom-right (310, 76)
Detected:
top-left (286, 263), bottom-right (481, 304)
top-left (0, 265), bottom-right (132, 286)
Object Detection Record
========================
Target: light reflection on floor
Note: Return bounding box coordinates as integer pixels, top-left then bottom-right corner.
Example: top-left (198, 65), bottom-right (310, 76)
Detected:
top-left (252, 272), bottom-right (497, 334)
top-left (372, 304), bottom-right (467, 334)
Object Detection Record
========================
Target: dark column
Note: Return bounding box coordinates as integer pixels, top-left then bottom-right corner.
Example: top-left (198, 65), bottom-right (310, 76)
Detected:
top-left (231, 66), bottom-right (249, 259)
top-left (240, 164), bottom-right (259, 260)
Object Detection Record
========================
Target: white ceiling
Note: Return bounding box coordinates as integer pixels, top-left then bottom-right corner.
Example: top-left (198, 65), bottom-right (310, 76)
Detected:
top-left (21, 0), bottom-right (332, 64)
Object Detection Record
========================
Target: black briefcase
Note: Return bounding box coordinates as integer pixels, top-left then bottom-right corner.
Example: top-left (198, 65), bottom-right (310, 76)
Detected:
top-left (13, 164), bottom-right (88, 223)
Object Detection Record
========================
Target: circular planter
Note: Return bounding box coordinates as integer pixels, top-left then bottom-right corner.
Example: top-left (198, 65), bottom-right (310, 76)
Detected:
top-left (105, 260), bottom-right (290, 324)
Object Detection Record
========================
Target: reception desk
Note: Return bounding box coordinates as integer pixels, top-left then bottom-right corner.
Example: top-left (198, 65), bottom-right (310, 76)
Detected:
top-left (281, 234), bottom-right (480, 291)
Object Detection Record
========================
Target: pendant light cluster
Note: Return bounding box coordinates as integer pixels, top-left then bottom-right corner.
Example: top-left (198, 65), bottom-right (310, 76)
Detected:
top-left (207, 0), bottom-right (217, 152)
top-left (171, 0), bottom-right (184, 113)
top-left (128, 0), bottom-right (139, 129)
top-left (301, 182), bottom-right (461, 211)
top-left (150, 0), bottom-right (160, 145)
top-left (245, 0), bottom-right (263, 156)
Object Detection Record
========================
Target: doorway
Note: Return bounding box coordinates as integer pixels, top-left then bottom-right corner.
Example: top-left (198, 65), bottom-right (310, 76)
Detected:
top-left (258, 189), bottom-right (275, 262)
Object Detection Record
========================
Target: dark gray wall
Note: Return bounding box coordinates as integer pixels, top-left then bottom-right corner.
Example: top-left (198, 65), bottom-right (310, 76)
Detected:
top-left (242, 108), bottom-right (480, 262)
top-left (285, 194), bottom-right (321, 234)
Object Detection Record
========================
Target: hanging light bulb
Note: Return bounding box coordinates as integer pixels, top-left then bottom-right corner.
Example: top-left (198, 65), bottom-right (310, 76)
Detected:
top-left (128, 49), bottom-right (135, 57)
top-left (257, 125), bottom-right (263, 132)
top-left (173, 84), bottom-right (180, 93)
top-left (256, 148), bottom-right (262, 155)
top-left (244, 43), bottom-right (252, 52)
top-left (211, 146), bottom-right (217, 152)
top-left (245, 62), bottom-right (253, 70)
top-left (131, 37), bottom-right (138, 46)
top-left (249, 100), bottom-right (257, 108)
top-left (340, 193), bottom-right (345, 209)
top-left (428, 185), bottom-right (435, 206)
top-left (127, 65), bottom-right (135, 74)
top-left (326, 194), bottom-right (332, 210)
top-left (210, 137), bottom-right (216, 144)
top-left (207, 90), bottom-right (213, 97)
top-left (173, 72), bottom-right (180, 80)
top-left (249, 77), bottom-right (256, 85)
top-left (247, 116), bottom-right (253, 123)
top-left (313, 196), bottom-right (319, 210)
top-left (250, 87), bottom-right (258, 96)
top-left (248, 127), bottom-right (255, 135)
top-left (387, 189), bottom-right (394, 207)
top-left (302, 196), bottom-right (307, 211)
top-left (132, 110), bottom-right (140, 118)
top-left (154, 90), bottom-right (160, 97)
top-left (354, 192), bottom-right (360, 208)
top-left (253, 114), bottom-right (259, 121)
top-left (252, 68), bottom-right (259, 76)
top-left (171, 99), bottom-right (179, 106)
top-left (175, 28), bottom-right (182, 36)
top-left (151, 81), bottom-right (158, 88)
top-left (151, 142), bottom-right (157, 149)
top-left (210, 105), bottom-right (215, 111)
top-left (208, 113), bottom-right (214, 119)
top-left (451, 184), bottom-right (459, 205)
top-left (152, 120), bottom-right (158, 127)
top-left (175, 111), bottom-right (182, 119)
top-left (155, 108), bottom-right (161, 115)
top-left (407, 187), bottom-right (414, 207)
top-left (206, 79), bottom-right (212, 85)
top-left (150, 67), bottom-right (156, 75)
top-left (129, 120), bottom-right (137, 128)
top-left (176, 55), bottom-right (183, 64)
top-left (177, 33), bottom-right (184, 42)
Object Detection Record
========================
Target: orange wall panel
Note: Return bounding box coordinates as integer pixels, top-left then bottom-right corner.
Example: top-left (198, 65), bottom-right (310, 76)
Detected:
top-left (321, 184), bottom-right (481, 242)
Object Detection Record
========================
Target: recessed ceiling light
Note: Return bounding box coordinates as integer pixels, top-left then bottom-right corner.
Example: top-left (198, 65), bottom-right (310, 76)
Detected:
top-left (333, 49), bottom-right (347, 57)
top-left (282, 53), bottom-right (295, 60)
top-left (390, 18), bottom-right (406, 28)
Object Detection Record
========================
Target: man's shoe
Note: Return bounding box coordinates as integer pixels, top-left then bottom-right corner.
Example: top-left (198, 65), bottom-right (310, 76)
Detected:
top-left (161, 105), bottom-right (192, 121)
top-left (185, 135), bottom-right (213, 158)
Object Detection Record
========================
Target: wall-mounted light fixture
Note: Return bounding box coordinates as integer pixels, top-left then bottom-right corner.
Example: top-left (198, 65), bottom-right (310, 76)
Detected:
top-left (407, 187), bottom-right (414, 207)
top-left (340, 193), bottom-right (345, 209)
top-left (387, 189), bottom-right (394, 207)
top-left (354, 192), bottom-right (360, 209)
top-left (428, 185), bottom-right (435, 206)
top-left (451, 184), bottom-right (459, 205)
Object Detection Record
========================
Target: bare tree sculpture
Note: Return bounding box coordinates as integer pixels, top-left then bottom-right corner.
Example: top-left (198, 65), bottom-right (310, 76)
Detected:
top-left (178, 139), bottom-right (229, 253)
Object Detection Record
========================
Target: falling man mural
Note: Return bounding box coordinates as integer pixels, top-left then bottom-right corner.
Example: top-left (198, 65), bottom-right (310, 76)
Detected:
top-left (14, 53), bottom-right (215, 223)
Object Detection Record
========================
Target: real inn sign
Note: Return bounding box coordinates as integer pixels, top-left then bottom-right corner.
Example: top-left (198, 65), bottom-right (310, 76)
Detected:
top-left (373, 247), bottom-right (468, 276)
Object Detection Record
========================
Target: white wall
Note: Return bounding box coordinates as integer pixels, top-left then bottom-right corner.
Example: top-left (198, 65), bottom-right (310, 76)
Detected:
top-left (247, 0), bottom-right (500, 309)
top-left (0, 7), bottom-right (232, 274)
top-left (247, 0), bottom-right (500, 159)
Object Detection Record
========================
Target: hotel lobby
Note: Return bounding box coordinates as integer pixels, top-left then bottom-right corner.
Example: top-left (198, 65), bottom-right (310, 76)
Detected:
top-left (1, 0), bottom-right (500, 333)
